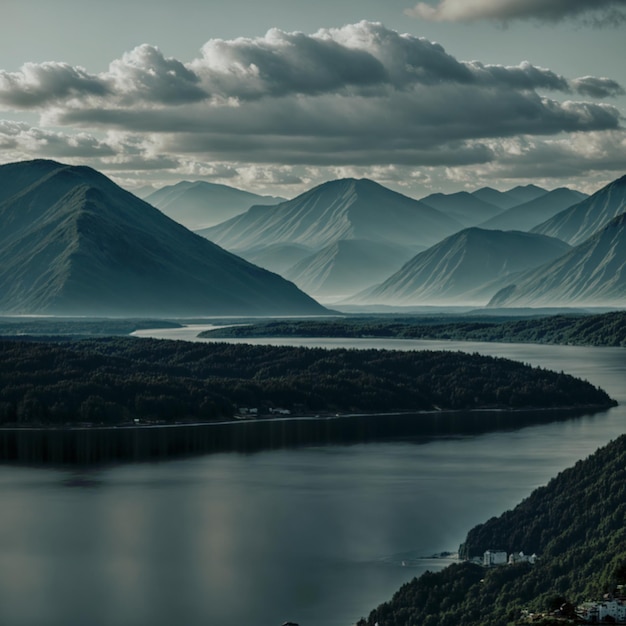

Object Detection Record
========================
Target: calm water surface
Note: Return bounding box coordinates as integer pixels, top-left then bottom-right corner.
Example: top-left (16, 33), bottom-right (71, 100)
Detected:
top-left (1, 328), bottom-right (625, 626)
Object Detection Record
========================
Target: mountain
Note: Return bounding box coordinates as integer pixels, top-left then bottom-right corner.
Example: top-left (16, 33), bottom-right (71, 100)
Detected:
top-left (419, 191), bottom-right (503, 227)
top-left (489, 212), bottom-right (626, 307)
top-left (361, 433), bottom-right (626, 626)
top-left (198, 178), bottom-right (464, 252)
top-left (478, 187), bottom-right (588, 232)
top-left (0, 160), bottom-right (327, 316)
top-left (284, 239), bottom-right (417, 299)
top-left (506, 183), bottom-right (548, 204)
top-left (237, 243), bottom-right (315, 275)
top-left (145, 180), bottom-right (284, 229)
top-left (471, 187), bottom-right (524, 210)
top-left (531, 174), bottom-right (626, 245)
top-left (351, 228), bottom-right (571, 306)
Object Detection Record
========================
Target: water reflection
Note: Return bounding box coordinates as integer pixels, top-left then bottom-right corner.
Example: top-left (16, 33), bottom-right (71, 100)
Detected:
top-left (0, 336), bottom-right (624, 626)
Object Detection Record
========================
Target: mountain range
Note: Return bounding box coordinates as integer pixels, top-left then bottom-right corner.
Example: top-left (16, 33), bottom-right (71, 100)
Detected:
top-left (350, 228), bottom-right (572, 306)
top-left (531, 174), bottom-right (626, 245)
top-left (477, 187), bottom-right (587, 232)
top-left (145, 180), bottom-right (284, 230)
top-left (470, 186), bottom-right (539, 210)
top-left (0, 160), bottom-right (326, 316)
top-left (284, 239), bottom-right (416, 299)
top-left (198, 178), bottom-right (463, 251)
top-left (418, 191), bottom-right (503, 227)
top-left (489, 211), bottom-right (626, 308)
top-left (2, 158), bottom-right (625, 314)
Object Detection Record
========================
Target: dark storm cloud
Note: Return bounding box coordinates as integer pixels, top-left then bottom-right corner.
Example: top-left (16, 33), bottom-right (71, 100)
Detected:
top-left (572, 76), bottom-right (625, 98)
top-left (406, 0), bottom-right (626, 25)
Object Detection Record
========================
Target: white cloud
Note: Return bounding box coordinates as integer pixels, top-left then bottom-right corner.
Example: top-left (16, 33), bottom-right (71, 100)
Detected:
top-left (0, 62), bottom-right (109, 109)
top-left (0, 21), bottom-right (623, 196)
top-left (406, 0), bottom-right (626, 24)
top-left (0, 120), bottom-right (114, 158)
top-left (108, 45), bottom-right (207, 105)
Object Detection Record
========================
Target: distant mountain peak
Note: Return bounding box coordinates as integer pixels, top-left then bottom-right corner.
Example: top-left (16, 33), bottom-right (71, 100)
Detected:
top-left (349, 227), bottom-right (571, 306)
top-left (200, 176), bottom-right (463, 251)
top-left (490, 205), bottom-right (626, 308)
top-left (145, 178), bottom-right (285, 229)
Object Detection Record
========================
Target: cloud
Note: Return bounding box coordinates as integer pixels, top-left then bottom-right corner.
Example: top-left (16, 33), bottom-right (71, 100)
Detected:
top-left (1, 21), bottom-right (596, 113)
top-left (108, 45), bottom-right (207, 105)
top-left (0, 62), bottom-right (109, 108)
top-left (0, 120), bottom-right (115, 158)
top-left (405, 0), bottom-right (626, 24)
top-left (0, 21), bottom-right (624, 196)
top-left (572, 76), bottom-right (625, 98)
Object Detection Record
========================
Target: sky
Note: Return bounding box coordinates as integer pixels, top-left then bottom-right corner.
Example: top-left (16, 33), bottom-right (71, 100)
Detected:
top-left (1, 0), bottom-right (625, 198)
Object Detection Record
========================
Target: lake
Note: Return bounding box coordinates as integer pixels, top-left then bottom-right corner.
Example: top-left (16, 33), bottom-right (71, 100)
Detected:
top-left (1, 328), bottom-right (624, 626)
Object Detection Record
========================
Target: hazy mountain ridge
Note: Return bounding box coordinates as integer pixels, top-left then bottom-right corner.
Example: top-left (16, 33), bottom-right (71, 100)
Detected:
top-left (471, 186), bottom-right (533, 210)
top-left (505, 183), bottom-right (549, 204)
top-left (531, 174), bottom-right (626, 245)
top-left (198, 178), bottom-right (464, 251)
top-left (490, 211), bottom-right (626, 307)
top-left (284, 239), bottom-right (417, 298)
top-left (0, 160), bottom-right (327, 316)
top-left (237, 243), bottom-right (316, 275)
top-left (419, 191), bottom-right (503, 227)
top-left (351, 228), bottom-right (572, 305)
top-left (145, 180), bottom-right (285, 230)
top-left (478, 187), bottom-right (587, 232)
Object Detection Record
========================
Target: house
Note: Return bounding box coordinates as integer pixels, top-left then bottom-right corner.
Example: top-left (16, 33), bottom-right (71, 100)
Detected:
top-left (576, 598), bottom-right (626, 623)
top-left (508, 551), bottom-right (538, 565)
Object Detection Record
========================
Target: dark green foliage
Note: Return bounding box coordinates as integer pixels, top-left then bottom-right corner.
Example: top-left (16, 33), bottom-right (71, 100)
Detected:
top-left (203, 311), bottom-right (626, 347)
top-left (359, 435), bottom-right (626, 626)
top-left (0, 337), bottom-right (614, 426)
top-left (0, 318), bottom-right (182, 337)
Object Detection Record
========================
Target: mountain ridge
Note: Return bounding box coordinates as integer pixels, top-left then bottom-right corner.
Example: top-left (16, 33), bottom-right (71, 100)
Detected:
top-left (0, 160), bottom-right (327, 316)
top-left (531, 174), bottom-right (626, 245)
top-left (489, 210), bottom-right (626, 308)
top-left (199, 177), bottom-right (464, 251)
top-left (350, 228), bottom-right (572, 306)
top-left (146, 179), bottom-right (285, 229)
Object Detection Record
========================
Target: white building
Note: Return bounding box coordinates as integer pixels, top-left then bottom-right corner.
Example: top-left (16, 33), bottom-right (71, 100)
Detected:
top-left (508, 551), bottom-right (538, 565)
top-left (483, 550), bottom-right (508, 566)
top-left (577, 599), bottom-right (626, 623)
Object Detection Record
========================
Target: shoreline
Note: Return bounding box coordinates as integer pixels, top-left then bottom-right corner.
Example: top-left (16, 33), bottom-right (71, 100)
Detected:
top-left (0, 403), bottom-right (613, 465)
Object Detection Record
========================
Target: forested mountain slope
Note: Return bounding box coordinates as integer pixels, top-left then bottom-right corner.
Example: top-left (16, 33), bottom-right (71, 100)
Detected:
top-left (361, 433), bottom-right (626, 626)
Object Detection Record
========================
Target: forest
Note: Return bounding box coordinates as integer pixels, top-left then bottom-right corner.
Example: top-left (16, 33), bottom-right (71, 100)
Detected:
top-left (359, 433), bottom-right (626, 625)
top-left (0, 317), bottom-right (182, 337)
top-left (0, 336), bottom-right (615, 427)
top-left (202, 310), bottom-right (626, 347)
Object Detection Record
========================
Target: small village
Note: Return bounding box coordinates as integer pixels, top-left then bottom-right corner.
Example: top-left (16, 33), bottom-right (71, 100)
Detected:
top-left (521, 587), bottom-right (626, 623)
top-left (477, 553), bottom-right (626, 624)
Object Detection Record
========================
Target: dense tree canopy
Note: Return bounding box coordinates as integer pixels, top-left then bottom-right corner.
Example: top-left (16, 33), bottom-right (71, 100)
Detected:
top-left (0, 337), bottom-right (614, 426)
top-left (203, 311), bottom-right (626, 347)
top-left (360, 434), bottom-right (626, 626)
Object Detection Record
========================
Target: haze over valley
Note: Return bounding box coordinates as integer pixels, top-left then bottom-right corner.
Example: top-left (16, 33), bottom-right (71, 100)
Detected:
top-left (2, 2), bottom-right (626, 626)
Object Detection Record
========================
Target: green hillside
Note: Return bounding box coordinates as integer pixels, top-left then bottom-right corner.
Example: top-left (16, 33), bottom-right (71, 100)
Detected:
top-left (360, 434), bottom-right (626, 625)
